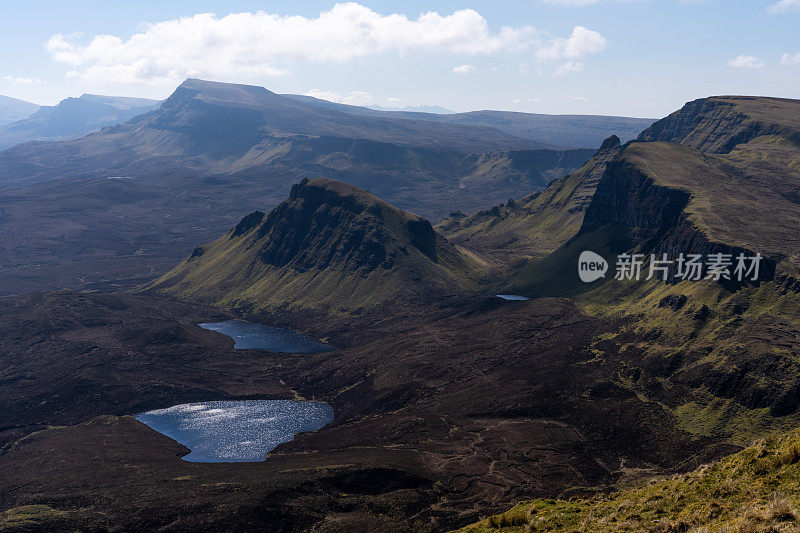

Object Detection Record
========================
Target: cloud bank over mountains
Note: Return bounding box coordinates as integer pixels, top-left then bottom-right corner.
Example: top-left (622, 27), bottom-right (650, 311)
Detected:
top-left (45, 2), bottom-right (606, 84)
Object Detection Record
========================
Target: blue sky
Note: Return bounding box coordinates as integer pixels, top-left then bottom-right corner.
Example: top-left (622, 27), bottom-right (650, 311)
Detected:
top-left (0, 0), bottom-right (798, 117)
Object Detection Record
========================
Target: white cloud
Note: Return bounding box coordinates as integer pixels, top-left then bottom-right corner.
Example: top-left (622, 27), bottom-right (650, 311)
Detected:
top-left (512, 97), bottom-right (543, 104)
top-left (543, 0), bottom-right (601, 5)
top-left (453, 64), bottom-right (476, 74)
top-left (554, 61), bottom-right (584, 76)
top-left (535, 26), bottom-right (606, 62)
top-left (767, 0), bottom-right (800, 13)
top-left (46, 3), bottom-right (606, 84)
top-left (571, 96), bottom-right (588, 101)
top-left (542, 0), bottom-right (642, 6)
top-left (304, 89), bottom-right (374, 106)
top-left (728, 55), bottom-right (765, 69)
top-left (1, 76), bottom-right (42, 85)
top-left (781, 52), bottom-right (800, 66)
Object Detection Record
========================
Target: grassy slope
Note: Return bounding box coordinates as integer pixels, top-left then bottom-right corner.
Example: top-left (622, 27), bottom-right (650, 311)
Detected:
top-left (436, 138), bottom-right (620, 268)
top-left (1, 505), bottom-right (64, 531)
top-left (455, 97), bottom-right (800, 531)
top-left (622, 139), bottom-right (800, 264)
top-left (520, 128), bottom-right (800, 443)
top-left (456, 427), bottom-right (800, 532)
top-left (582, 275), bottom-right (800, 442)
top-left (145, 179), bottom-right (485, 315)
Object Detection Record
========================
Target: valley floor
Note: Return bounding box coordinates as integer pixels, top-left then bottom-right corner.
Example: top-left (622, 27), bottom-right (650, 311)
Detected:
top-left (0, 290), bottom-right (737, 532)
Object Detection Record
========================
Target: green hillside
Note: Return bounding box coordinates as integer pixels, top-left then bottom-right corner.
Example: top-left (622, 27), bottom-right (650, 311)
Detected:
top-left (456, 427), bottom-right (800, 532)
top-left (453, 95), bottom-right (800, 532)
top-left (144, 178), bottom-right (485, 315)
top-left (437, 135), bottom-right (623, 269)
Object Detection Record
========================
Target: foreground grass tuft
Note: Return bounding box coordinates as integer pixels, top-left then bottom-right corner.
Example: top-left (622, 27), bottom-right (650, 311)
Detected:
top-left (1, 505), bottom-right (62, 528)
top-left (455, 428), bottom-right (800, 532)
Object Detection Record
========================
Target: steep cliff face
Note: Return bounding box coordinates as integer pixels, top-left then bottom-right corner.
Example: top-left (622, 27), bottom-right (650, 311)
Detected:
top-left (445, 96), bottom-right (800, 530)
top-left (252, 178), bottom-right (440, 271)
top-left (573, 156), bottom-right (780, 286)
top-left (638, 96), bottom-right (800, 153)
top-left (146, 178), bottom-right (484, 314)
top-left (581, 159), bottom-right (690, 252)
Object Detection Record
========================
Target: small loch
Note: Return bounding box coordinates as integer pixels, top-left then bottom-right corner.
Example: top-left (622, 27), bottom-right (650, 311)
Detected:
top-left (136, 400), bottom-right (334, 462)
top-left (199, 320), bottom-right (335, 353)
top-left (496, 294), bottom-right (530, 301)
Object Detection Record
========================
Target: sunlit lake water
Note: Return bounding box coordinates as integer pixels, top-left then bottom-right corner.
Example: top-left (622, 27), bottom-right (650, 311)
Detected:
top-left (136, 400), bottom-right (334, 462)
top-left (496, 294), bottom-right (530, 301)
top-left (199, 320), bottom-right (335, 353)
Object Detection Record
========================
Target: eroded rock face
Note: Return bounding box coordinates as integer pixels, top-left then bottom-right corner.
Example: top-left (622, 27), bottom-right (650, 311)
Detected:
top-left (146, 178), bottom-right (482, 314)
top-left (252, 178), bottom-right (430, 273)
top-left (582, 159), bottom-right (689, 252)
top-left (580, 159), bottom-right (777, 280)
top-left (638, 97), bottom-right (789, 154)
top-left (231, 211), bottom-right (265, 238)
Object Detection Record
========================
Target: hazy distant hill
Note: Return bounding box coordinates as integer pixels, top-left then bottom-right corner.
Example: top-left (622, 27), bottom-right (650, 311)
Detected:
top-left (368, 103), bottom-right (455, 113)
top-left (286, 93), bottom-right (655, 148)
top-left (0, 94), bottom-right (159, 150)
top-left (0, 79), bottom-right (562, 188)
top-left (0, 95), bottom-right (39, 126)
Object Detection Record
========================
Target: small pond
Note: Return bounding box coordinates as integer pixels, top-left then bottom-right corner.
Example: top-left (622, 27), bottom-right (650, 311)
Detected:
top-left (199, 320), bottom-right (335, 353)
top-left (136, 400), bottom-right (334, 462)
top-left (496, 294), bottom-right (530, 301)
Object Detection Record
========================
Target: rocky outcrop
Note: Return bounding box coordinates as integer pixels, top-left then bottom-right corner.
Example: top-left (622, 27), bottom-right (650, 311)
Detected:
top-left (146, 178), bottom-right (483, 313)
top-left (252, 178), bottom-right (440, 272)
top-left (231, 211), bottom-right (265, 237)
top-left (638, 96), bottom-right (800, 153)
top-left (579, 159), bottom-right (776, 281)
top-left (581, 159), bottom-right (689, 252)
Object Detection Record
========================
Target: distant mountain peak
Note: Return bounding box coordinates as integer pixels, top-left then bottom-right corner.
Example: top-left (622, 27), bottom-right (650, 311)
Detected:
top-left (0, 95), bottom-right (40, 126)
top-left (0, 92), bottom-right (160, 150)
top-left (177, 78), bottom-right (277, 97)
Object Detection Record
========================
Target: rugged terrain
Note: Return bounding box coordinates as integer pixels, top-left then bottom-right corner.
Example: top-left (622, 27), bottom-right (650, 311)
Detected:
top-left (0, 289), bottom-right (727, 532)
top-left (0, 94), bottom-right (159, 150)
top-left (146, 178), bottom-right (484, 314)
top-left (458, 427), bottom-right (800, 532)
top-left (0, 78), bottom-right (621, 297)
top-left (2, 94), bottom-right (800, 532)
top-left (452, 95), bottom-right (800, 530)
top-left (436, 134), bottom-right (623, 269)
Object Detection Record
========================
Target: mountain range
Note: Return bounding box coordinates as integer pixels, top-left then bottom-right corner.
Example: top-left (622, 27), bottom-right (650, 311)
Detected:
top-left (2, 92), bottom-right (800, 531)
top-left (286, 92), bottom-right (654, 149)
top-left (368, 103), bottom-right (455, 114)
top-left (0, 78), bottom-right (651, 297)
top-left (0, 78), bottom-right (641, 189)
top-left (0, 94), bottom-right (159, 150)
top-left (0, 95), bottom-right (39, 126)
